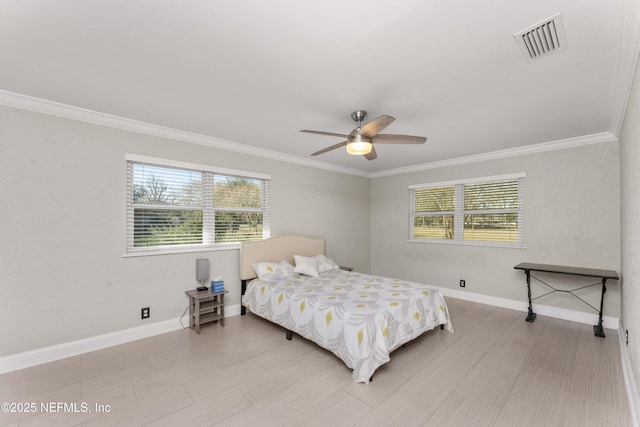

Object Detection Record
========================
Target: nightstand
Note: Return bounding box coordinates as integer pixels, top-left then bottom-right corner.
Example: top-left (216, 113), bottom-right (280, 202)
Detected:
top-left (185, 289), bottom-right (229, 334)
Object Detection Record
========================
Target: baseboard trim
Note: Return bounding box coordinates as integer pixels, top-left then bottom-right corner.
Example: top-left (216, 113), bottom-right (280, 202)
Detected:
top-left (0, 304), bottom-right (242, 374)
top-left (434, 286), bottom-right (619, 330)
top-left (225, 303), bottom-right (242, 317)
top-left (0, 293), bottom-right (617, 374)
top-left (619, 320), bottom-right (640, 427)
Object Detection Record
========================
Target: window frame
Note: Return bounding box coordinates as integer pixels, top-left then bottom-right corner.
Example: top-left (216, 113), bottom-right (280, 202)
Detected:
top-left (125, 154), bottom-right (270, 256)
top-left (408, 173), bottom-right (525, 248)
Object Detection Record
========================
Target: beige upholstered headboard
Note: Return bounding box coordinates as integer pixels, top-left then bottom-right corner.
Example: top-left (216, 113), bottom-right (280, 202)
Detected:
top-left (240, 235), bottom-right (325, 280)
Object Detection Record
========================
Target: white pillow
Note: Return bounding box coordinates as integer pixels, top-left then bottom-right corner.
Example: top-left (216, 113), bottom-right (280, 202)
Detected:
top-left (294, 255), bottom-right (320, 277)
top-left (252, 261), bottom-right (296, 281)
top-left (315, 255), bottom-right (340, 272)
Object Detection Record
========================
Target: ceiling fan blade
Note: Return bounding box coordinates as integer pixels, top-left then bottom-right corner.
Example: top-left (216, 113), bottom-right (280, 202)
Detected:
top-left (311, 141), bottom-right (347, 156)
top-left (301, 130), bottom-right (349, 138)
top-left (364, 145), bottom-right (377, 161)
top-left (359, 115), bottom-right (395, 138)
top-left (372, 134), bottom-right (427, 144)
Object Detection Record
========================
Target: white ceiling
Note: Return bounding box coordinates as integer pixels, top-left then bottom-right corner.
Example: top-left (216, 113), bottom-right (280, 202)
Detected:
top-left (1, 0), bottom-right (638, 174)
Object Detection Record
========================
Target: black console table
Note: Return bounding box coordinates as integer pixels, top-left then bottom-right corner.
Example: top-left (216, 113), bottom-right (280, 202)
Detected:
top-left (514, 262), bottom-right (619, 337)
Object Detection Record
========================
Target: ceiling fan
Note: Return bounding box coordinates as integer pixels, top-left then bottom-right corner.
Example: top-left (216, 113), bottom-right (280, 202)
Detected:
top-left (300, 110), bottom-right (427, 160)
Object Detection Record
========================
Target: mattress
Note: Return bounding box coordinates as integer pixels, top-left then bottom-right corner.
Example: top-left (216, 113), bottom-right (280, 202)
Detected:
top-left (242, 269), bottom-right (453, 383)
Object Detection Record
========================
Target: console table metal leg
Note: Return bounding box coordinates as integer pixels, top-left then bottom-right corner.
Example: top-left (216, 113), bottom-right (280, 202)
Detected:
top-left (525, 270), bottom-right (537, 322)
top-left (593, 278), bottom-right (607, 338)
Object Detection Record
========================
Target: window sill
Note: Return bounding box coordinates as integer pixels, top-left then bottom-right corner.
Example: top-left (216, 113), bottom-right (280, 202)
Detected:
top-left (123, 243), bottom-right (240, 257)
top-left (407, 239), bottom-right (525, 249)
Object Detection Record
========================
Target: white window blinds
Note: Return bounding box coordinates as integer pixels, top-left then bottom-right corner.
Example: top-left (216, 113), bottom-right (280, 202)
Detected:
top-left (409, 173), bottom-right (525, 247)
top-left (126, 155), bottom-right (269, 254)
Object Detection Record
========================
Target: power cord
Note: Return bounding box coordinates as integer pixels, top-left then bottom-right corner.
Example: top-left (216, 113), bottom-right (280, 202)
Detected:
top-left (179, 305), bottom-right (190, 329)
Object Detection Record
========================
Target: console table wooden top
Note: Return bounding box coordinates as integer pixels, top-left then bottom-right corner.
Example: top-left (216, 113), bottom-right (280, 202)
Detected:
top-left (514, 262), bottom-right (618, 281)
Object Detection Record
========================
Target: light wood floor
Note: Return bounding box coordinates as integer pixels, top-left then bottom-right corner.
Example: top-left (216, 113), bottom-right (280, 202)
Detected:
top-left (0, 298), bottom-right (632, 426)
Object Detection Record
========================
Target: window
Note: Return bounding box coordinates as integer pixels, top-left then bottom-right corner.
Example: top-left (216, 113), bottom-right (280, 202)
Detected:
top-left (409, 173), bottom-right (524, 247)
top-left (126, 154), bottom-right (269, 255)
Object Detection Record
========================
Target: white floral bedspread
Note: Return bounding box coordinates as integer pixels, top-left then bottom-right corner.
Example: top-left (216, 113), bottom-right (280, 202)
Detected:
top-left (242, 269), bottom-right (453, 383)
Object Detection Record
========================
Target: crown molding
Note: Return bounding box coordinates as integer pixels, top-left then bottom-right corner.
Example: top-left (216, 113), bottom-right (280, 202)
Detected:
top-left (0, 90), bottom-right (618, 180)
top-left (611, 43), bottom-right (640, 137)
top-left (370, 131), bottom-right (618, 178)
top-left (0, 90), bottom-right (370, 178)
top-left (610, 0), bottom-right (640, 137)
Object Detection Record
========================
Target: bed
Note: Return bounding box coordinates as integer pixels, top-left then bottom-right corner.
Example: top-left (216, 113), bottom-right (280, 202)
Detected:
top-left (240, 235), bottom-right (453, 383)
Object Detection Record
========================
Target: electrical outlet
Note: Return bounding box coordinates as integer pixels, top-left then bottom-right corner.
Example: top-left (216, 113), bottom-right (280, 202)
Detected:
top-left (141, 307), bottom-right (150, 319)
top-left (626, 329), bottom-right (629, 345)
top-left (459, 279), bottom-right (466, 288)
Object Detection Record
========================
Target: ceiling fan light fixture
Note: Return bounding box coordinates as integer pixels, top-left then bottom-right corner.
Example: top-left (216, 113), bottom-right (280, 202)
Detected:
top-left (345, 133), bottom-right (372, 155)
top-left (346, 140), bottom-right (373, 155)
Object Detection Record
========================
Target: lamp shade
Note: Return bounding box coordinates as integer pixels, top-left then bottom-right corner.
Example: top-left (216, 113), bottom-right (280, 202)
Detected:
top-left (196, 258), bottom-right (209, 281)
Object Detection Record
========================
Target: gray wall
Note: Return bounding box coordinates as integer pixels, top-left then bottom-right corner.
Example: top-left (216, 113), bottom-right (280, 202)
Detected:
top-left (0, 101), bottom-right (624, 360)
top-left (620, 56), bottom-right (640, 399)
top-left (371, 142), bottom-right (621, 315)
top-left (0, 105), bottom-right (370, 356)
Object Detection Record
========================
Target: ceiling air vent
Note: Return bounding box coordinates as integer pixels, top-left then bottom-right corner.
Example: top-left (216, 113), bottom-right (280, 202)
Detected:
top-left (514, 13), bottom-right (567, 61)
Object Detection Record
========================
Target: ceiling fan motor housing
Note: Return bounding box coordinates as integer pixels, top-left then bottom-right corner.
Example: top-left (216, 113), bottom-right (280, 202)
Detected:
top-left (348, 130), bottom-right (371, 144)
